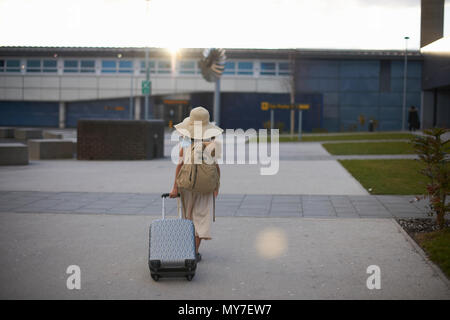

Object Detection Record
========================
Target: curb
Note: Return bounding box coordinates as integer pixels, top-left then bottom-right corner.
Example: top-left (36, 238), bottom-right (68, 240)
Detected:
top-left (393, 218), bottom-right (450, 290)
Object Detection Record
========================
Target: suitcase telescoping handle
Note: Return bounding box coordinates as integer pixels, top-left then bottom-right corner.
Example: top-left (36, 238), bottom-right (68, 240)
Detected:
top-left (161, 193), bottom-right (181, 220)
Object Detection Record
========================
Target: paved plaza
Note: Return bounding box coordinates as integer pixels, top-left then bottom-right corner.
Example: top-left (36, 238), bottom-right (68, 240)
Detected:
top-left (0, 129), bottom-right (448, 299)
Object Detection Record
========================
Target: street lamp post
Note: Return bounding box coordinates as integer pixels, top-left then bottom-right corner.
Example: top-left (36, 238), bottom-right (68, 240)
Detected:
top-left (144, 47), bottom-right (150, 120)
top-left (144, 0), bottom-right (152, 120)
top-left (130, 64), bottom-right (134, 120)
top-left (402, 36), bottom-right (409, 131)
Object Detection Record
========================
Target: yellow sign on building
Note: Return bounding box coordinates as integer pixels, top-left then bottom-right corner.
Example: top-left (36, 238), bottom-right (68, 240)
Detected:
top-left (261, 102), bottom-right (310, 110)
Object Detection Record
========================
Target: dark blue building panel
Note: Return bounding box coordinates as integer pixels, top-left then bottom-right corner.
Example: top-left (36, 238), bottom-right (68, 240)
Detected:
top-left (191, 92), bottom-right (323, 133)
top-left (66, 98), bottom-right (131, 128)
top-left (0, 101), bottom-right (58, 127)
top-left (295, 59), bottom-right (422, 132)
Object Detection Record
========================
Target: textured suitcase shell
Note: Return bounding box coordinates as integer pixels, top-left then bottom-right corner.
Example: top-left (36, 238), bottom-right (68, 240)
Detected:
top-left (149, 218), bottom-right (196, 266)
top-left (148, 195), bottom-right (197, 281)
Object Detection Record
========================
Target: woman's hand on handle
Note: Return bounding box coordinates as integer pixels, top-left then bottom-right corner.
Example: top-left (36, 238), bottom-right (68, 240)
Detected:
top-left (169, 186), bottom-right (179, 198)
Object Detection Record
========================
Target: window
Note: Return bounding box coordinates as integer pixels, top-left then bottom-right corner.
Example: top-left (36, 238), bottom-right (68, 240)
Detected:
top-left (118, 60), bottom-right (133, 73)
top-left (64, 59), bottom-right (96, 73)
top-left (26, 59), bottom-right (41, 73)
top-left (379, 60), bottom-right (391, 92)
top-left (64, 60), bottom-right (79, 73)
top-left (223, 61), bottom-right (236, 75)
top-left (101, 60), bottom-right (116, 73)
top-left (178, 60), bottom-right (196, 74)
top-left (157, 60), bottom-right (171, 74)
top-left (237, 61), bottom-right (253, 75)
top-left (260, 62), bottom-right (276, 76)
top-left (25, 59), bottom-right (57, 73)
top-left (278, 62), bottom-right (290, 76)
top-left (43, 59), bottom-right (57, 73)
top-left (80, 60), bottom-right (95, 73)
top-left (6, 59), bottom-right (21, 72)
top-left (140, 60), bottom-right (156, 74)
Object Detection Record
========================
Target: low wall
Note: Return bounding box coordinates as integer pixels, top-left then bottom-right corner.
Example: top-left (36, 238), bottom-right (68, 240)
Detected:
top-left (0, 143), bottom-right (29, 165)
top-left (77, 119), bottom-right (164, 160)
top-left (14, 128), bottom-right (43, 140)
top-left (43, 131), bottom-right (64, 139)
top-left (0, 127), bottom-right (15, 138)
top-left (28, 139), bottom-right (74, 160)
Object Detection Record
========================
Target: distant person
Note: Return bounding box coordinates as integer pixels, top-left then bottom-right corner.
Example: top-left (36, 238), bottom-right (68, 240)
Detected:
top-left (408, 106), bottom-right (420, 131)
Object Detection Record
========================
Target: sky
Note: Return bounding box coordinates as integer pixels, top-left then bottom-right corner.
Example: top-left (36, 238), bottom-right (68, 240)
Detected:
top-left (0, 0), bottom-right (449, 50)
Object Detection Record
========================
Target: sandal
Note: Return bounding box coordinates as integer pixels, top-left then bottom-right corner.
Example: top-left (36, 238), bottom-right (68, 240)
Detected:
top-left (196, 252), bottom-right (202, 262)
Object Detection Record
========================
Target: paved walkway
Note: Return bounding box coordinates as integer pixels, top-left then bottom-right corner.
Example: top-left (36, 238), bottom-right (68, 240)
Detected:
top-left (0, 191), bottom-right (429, 219)
top-left (0, 128), bottom-right (449, 299)
top-left (0, 157), bottom-right (370, 195)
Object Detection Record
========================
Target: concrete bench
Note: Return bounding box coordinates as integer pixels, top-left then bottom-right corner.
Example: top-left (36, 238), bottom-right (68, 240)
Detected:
top-left (43, 131), bottom-right (63, 139)
top-left (28, 139), bottom-right (74, 160)
top-left (14, 128), bottom-right (43, 140)
top-left (0, 143), bottom-right (29, 165)
top-left (0, 127), bottom-right (15, 138)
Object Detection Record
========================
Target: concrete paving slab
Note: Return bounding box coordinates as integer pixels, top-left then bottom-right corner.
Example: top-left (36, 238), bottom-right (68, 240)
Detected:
top-left (235, 208), bottom-right (269, 217)
top-left (107, 207), bottom-right (146, 214)
top-left (269, 211), bottom-right (302, 217)
top-left (214, 210), bottom-right (237, 217)
top-left (118, 201), bottom-right (155, 208)
top-left (303, 211), bottom-right (336, 217)
top-left (336, 212), bottom-right (360, 218)
top-left (383, 204), bottom-right (423, 211)
top-left (71, 208), bottom-right (110, 214)
top-left (376, 195), bottom-right (415, 203)
top-left (357, 206), bottom-right (392, 214)
top-left (334, 207), bottom-right (357, 213)
top-left (0, 191), bottom-right (431, 219)
top-left (303, 205), bottom-right (334, 211)
top-left (271, 204), bottom-right (302, 211)
top-left (50, 203), bottom-right (86, 210)
top-left (239, 205), bottom-right (270, 211)
top-left (2, 213), bottom-right (447, 299)
top-left (302, 195), bottom-right (331, 201)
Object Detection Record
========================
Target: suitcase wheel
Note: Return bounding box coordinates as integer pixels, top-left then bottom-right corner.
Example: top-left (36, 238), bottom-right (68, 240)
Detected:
top-left (151, 274), bottom-right (160, 281)
top-left (186, 275), bottom-right (194, 281)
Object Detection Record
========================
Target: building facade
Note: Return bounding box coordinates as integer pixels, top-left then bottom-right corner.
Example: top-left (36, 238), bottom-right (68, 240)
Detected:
top-left (0, 47), bottom-right (423, 132)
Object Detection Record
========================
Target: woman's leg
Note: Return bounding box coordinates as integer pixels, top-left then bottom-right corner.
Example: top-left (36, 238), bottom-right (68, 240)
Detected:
top-left (195, 236), bottom-right (202, 253)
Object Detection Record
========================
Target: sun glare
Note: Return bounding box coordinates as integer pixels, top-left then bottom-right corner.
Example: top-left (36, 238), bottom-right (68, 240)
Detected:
top-left (168, 47), bottom-right (179, 55)
top-left (168, 47), bottom-right (179, 74)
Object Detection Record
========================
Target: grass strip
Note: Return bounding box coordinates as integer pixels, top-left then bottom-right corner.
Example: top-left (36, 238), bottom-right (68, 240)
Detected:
top-left (415, 228), bottom-right (450, 279)
top-left (322, 141), bottom-right (415, 155)
top-left (338, 159), bottom-right (427, 195)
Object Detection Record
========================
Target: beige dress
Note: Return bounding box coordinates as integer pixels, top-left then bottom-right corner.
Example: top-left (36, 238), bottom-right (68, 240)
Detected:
top-left (179, 140), bottom-right (220, 240)
top-left (180, 188), bottom-right (214, 240)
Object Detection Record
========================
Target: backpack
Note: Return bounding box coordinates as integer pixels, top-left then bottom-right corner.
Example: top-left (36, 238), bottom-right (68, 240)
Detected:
top-left (176, 142), bottom-right (220, 194)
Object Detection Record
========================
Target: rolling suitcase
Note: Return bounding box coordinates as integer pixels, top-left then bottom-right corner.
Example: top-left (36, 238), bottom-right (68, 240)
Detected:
top-left (148, 193), bottom-right (197, 281)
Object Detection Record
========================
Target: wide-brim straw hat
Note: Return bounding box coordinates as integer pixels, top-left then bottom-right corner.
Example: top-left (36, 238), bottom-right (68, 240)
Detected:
top-left (174, 106), bottom-right (223, 139)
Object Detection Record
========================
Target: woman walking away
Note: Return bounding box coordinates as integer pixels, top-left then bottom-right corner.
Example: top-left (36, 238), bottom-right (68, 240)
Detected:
top-left (169, 106), bottom-right (223, 263)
